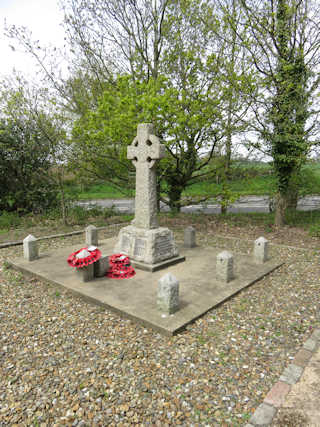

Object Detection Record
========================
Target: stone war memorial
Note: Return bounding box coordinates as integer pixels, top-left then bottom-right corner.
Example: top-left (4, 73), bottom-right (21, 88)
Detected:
top-left (114, 123), bottom-right (185, 271)
top-left (9, 123), bottom-right (282, 335)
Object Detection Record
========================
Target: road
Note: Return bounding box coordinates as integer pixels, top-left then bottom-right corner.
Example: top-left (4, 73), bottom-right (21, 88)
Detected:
top-left (77, 195), bottom-right (320, 214)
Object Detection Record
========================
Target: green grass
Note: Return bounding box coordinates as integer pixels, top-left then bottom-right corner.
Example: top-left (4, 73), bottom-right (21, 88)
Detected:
top-left (72, 175), bottom-right (277, 200)
top-left (184, 175), bottom-right (276, 197)
top-left (67, 161), bottom-right (320, 200)
top-left (69, 182), bottom-right (134, 200)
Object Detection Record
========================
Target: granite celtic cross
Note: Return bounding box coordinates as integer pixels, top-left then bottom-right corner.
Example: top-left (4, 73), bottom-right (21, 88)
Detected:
top-left (127, 123), bottom-right (165, 229)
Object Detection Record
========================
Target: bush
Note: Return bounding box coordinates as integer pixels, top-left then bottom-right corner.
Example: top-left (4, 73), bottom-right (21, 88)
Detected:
top-left (68, 206), bottom-right (91, 224)
top-left (0, 211), bottom-right (21, 230)
top-left (67, 205), bottom-right (117, 224)
top-left (0, 118), bottom-right (59, 214)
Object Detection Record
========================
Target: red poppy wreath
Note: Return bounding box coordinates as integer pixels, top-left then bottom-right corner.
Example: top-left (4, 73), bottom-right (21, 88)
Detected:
top-left (106, 253), bottom-right (136, 279)
top-left (67, 247), bottom-right (102, 268)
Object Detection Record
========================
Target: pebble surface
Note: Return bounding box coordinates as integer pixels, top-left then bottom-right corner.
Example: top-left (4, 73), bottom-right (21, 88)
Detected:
top-left (1, 225), bottom-right (320, 426)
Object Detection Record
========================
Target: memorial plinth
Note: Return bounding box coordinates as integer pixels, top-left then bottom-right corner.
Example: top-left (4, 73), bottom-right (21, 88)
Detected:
top-left (114, 123), bottom-right (185, 271)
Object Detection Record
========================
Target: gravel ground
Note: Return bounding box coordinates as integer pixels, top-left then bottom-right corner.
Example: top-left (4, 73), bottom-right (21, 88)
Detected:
top-left (1, 222), bottom-right (320, 426)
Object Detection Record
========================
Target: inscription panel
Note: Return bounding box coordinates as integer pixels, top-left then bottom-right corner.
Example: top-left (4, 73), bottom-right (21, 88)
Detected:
top-left (134, 238), bottom-right (146, 257)
top-left (121, 235), bottom-right (130, 253)
top-left (155, 236), bottom-right (172, 257)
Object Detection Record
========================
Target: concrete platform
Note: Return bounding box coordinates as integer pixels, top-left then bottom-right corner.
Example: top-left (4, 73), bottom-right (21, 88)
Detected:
top-left (8, 238), bottom-right (282, 336)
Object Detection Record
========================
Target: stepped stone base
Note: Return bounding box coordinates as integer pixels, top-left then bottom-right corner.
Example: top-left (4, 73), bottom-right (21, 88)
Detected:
top-left (114, 225), bottom-right (184, 270)
top-left (130, 254), bottom-right (186, 272)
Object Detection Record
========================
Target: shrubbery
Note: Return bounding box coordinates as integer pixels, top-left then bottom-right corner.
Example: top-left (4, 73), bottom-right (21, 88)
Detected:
top-left (0, 119), bottom-right (58, 214)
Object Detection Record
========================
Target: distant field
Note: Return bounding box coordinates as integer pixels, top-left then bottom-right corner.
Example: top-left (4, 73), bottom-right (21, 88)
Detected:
top-left (70, 183), bottom-right (134, 199)
top-left (69, 161), bottom-right (320, 200)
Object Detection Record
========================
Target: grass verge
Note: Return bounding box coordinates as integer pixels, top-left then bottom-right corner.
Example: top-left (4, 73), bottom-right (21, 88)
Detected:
top-left (1, 204), bottom-right (320, 245)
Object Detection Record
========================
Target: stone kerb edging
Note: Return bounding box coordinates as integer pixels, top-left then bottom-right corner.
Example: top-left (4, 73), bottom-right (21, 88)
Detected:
top-left (245, 328), bottom-right (320, 427)
top-left (0, 222), bottom-right (130, 250)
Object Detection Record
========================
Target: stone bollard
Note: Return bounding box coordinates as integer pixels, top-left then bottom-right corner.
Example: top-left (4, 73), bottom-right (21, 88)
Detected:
top-left (76, 264), bottom-right (94, 282)
top-left (157, 273), bottom-right (179, 315)
top-left (94, 255), bottom-right (109, 278)
top-left (85, 225), bottom-right (98, 247)
top-left (184, 226), bottom-right (196, 248)
top-left (23, 234), bottom-right (39, 261)
top-left (254, 236), bottom-right (269, 263)
top-left (216, 251), bottom-right (234, 282)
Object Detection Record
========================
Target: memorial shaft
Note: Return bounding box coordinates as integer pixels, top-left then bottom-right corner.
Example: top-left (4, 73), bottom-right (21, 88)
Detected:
top-left (134, 162), bottom-right (158, 229)
top-left (127, 123), bottom-right (165, 230)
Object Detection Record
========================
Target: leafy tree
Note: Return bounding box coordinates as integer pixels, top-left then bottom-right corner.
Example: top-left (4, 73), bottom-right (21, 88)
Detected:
top-left (72, 73), bottom-right (224, 211)
top-left (210, 0), bottom-right (256, 213)
top-left (65, 0), bottom-right (255, 211)
top-left (224, 0), bottom-right (320, 225)
top-left (5, 0), bottom-right (254, 213)
top-left (0, 89), bottom-right (58, 213)
top-left (0, 79), bottom-right (73, 221)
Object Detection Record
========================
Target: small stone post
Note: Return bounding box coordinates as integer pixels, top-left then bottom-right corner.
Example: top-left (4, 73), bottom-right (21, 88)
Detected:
top-left (157, 273), bottom-right (179, 314)
top-left (216, 251), bottom-right (234, 282)
top-left (254, 236), bottom-right (269, 263)
top-left (94, 255), bottom-right (110, 277)
top-left (23, 234), bottom-right (39, 261)
top-left (77, 264), bottom-right (94, 282)
top-left (85, 225), bottom-right (98, 247)
top-left (184, 226), bottom-right (196, 248)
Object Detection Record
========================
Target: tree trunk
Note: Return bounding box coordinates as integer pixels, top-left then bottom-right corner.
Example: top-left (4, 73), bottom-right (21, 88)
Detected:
top-left (58, 173), bottom-right (68, 226)
top-left (221, 0), bottom-right (236, 216)
top-left (221, 203), bottom-right (227, 215)
top-left (168, 185), bottom-right (183, 214)
top-left (286, 178), bottom-right (299, 210)
top-left (287, 190), bottom-right (298, 210)
top-left (274, 192), bottom-right (287, 227)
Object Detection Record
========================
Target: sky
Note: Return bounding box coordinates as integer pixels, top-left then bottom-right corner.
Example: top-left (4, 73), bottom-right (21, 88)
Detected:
top-left (0, 0), bottom-right (65, 78)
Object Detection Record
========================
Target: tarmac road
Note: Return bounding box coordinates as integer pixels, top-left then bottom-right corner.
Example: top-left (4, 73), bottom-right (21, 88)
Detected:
top-left (77, 195), bottom-right (320, 214)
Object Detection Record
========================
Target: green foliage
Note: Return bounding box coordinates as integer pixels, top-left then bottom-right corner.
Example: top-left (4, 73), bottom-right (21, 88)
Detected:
top-left (65, 0), bottom-right (255, 212)
top-left (40, 204), bottom-right (118, 225)
top-left (72, 71), bottom-right (225, 211)
top-left (0, 211), bottom-right (21, 230)
top-left (229, 161), bottom-right (273, 180)
top-left (66, 205), bottom-right (117, 224)
top-left (308, 223), bottom-right (320, 237)
top-left (0, 118), bottom-right (58, 214)
top-left (281, 208), bottom-right (320, 237)
top-left (0, 87), bottom-right (62, 214)
top-left (298, 165), bottom-right (320, 196)
top-left (236, 0), bottom-right (320, 225)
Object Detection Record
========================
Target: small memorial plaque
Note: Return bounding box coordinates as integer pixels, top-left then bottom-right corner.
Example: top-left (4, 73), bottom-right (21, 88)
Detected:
top-left (155, 236), bottom-right (172, 257)
top-left (134, 238), bottom-right (146, 257)
top-left (121, 235), bottom-right (130, 253)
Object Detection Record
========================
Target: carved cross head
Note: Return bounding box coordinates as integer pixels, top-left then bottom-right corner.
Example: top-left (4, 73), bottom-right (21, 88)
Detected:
top-left (127, 123), bottom-right (166, 168)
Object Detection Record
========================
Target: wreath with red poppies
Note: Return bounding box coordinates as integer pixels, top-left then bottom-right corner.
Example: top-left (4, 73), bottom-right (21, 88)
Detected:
top-left (67, 247), bottom-right (101, 268)
top-left (106, 253), bottom-right (136, 279)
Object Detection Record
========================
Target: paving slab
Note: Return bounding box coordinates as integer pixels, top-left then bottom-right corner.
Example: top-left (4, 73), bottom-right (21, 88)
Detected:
top-left (276, 346), bottom-right (320, 427)
top-left (279, 364), bottom-right (304, 385)
top-left (8, 237), bottom-right (282, 336)
top-left (249, 402), bottom-right (277, 426)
